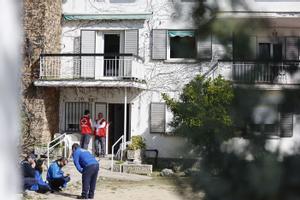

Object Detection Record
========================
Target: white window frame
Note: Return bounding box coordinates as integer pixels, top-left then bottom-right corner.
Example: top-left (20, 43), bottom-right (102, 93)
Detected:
top-left (94, 30), bottom-right (125, 79)
top-left (166, 30), bottom-right (198, 62)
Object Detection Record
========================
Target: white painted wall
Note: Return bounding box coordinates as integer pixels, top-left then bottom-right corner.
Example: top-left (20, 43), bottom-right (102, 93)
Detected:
top-left (58, 0), bottom-right (300, 158)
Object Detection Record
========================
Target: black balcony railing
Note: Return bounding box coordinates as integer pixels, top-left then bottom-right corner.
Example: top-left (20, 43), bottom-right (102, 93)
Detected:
top-left (230, 61), bottom-right (300, 84)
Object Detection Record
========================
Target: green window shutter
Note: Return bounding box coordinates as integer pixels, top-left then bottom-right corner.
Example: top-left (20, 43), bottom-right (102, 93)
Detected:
top-left (125, 29), bottom-right (138, 55)
top-left (152, 29), bottom-right (167, 60)
top-left (285, 37), bottom-right (299, 60)
top-left (150, 103), bottom-right (166, 133)
top-left (81, 30), bottom-right (96, 78)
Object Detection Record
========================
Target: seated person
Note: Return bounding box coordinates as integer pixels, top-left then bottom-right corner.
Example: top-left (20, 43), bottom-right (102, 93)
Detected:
top-left (33, 159), bottom-right (52, 193)
top-left (47, 157), bottom-right (70, 191)
top-left (20, 153), bottom-right (38, 191)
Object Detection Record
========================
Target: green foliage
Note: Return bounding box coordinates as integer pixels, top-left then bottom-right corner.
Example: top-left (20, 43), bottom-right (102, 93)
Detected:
top-left (163, 75), bottom-right (235, 155)
top-left (127, 136), bottom-right (146, 150)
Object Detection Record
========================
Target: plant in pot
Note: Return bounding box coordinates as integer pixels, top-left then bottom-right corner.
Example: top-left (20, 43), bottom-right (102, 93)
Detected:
top-left (127, 136), bottom-right (146, 164)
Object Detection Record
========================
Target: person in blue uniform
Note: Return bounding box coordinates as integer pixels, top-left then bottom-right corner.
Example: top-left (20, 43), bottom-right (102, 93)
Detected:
top-left (72, 143), bottom-right (99, 199)
top-left (47, 157), bottom-right (70, 191)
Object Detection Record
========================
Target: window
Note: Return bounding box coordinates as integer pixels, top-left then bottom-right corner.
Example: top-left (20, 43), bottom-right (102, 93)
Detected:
top-left (258, 42), bottom-right (284, 61)
top-left (152, 29), bottom-right (211, 60)
top-left (247, 103), bottom-right (294, 138)
top-left (150, 103), bottom-right (166, 133)
top-left (168, 31), bottom-right (196, 59)
top-left (65, 102), bottom-right (92, 132)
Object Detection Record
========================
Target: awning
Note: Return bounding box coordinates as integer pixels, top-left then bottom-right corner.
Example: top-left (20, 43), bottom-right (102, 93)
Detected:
top-left (168, 30), bottom-right (195, 37)
top-left (63, 13), bottom-right (152, 21)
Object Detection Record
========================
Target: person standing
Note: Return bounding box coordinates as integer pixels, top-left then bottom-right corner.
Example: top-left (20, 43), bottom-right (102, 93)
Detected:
top-left (46, 157), bottom-right (70, 191)
top-left (72, 143), bottom-right (99, 199)
top-left (94, 112), bottom-right (108, 157)
top-left (80, 110), bottom-right (93, 149)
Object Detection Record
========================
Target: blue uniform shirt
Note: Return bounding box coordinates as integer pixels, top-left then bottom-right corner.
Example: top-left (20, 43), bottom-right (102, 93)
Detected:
top-left (47, 161), bottom-right (64, 180)
top-left (72, 147), bottom-right (98, 173)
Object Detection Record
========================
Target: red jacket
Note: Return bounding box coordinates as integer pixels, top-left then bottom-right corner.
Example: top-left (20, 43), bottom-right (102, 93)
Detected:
top-left (95, 118), bottom-right (107, 137)
top-left (80, 115), bottom-right (92, 134)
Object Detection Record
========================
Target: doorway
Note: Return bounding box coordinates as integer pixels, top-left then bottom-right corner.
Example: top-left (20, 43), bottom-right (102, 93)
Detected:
top-left (108, 103), bottom-right (130, 154)
top-left (104, 34), bottom-right (120, 76)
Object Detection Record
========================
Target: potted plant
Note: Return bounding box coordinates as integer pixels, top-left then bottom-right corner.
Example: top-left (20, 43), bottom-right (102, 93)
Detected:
top-left (127, 136), bottom-right (146, 164)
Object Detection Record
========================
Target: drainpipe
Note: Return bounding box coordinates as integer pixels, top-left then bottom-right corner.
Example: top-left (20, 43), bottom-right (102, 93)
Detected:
top-left (124, 87), bottom-right (127, 152)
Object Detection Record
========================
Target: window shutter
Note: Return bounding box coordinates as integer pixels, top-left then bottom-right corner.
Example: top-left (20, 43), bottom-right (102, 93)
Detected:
top-left (285, 37), bottom-right (299, 60)
top-left (81, 30), bottom-right (96, 78)
top-left (152, 30), bottom-right (167, 60)
top-left (125, 29), bottom-right (138, 55)
top-left (197, 34), bottom-right (212, 60)
top-left (280, 113), bottom-right (293, 137)
top-left (73, 37), bottom-right (81, 78)
top-left (150, 103), bottom-right (166, 133)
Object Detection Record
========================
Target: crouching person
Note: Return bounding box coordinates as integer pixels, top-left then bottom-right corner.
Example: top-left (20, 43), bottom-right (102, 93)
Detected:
top-left (47, 157), bottom-right (70, 191)
top-left (34, 159), bottom-right (52, 193)
top-left (20, 154), bottom-right (38, 191)
top-left (72, 143), bottom-right (99, 199)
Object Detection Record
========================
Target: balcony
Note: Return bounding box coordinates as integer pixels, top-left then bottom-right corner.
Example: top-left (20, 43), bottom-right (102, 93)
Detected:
top-left (34, 54), bottom-right (146, 89)
top-left (214, 61), bottom-right (300, 88)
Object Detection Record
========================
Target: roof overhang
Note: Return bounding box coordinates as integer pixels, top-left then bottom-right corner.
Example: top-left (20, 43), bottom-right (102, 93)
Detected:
top-left (34, 80), bottom-right (147, 90)
top-left (63, 12), bottom-right (153, 21)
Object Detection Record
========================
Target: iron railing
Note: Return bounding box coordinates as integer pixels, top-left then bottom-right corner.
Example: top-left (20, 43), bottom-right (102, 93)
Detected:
top-left (39, 53), bottom-right (144, 81)
top-left (231, 61), bottom-right (300, 84)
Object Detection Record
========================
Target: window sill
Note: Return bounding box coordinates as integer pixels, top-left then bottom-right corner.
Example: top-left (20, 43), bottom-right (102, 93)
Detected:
top-left (164, 59), bottom-right (198, 64)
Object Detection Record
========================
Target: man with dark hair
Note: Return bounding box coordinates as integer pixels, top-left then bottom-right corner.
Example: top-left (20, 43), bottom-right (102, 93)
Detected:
top-left (46, 157), bottom-right (70, 191)
top-left (72, 143), bottom-right (99, 199)
top-left (21, 153), bottom-right (37, 190)
top-left (80, 109), bottom-right (93, 149)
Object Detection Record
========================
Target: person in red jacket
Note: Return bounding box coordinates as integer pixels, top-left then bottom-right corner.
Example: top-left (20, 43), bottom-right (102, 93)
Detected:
top-left (94, 112), bottom-right (107, 157)
top-left (80, 110), bottom-right (93, 150)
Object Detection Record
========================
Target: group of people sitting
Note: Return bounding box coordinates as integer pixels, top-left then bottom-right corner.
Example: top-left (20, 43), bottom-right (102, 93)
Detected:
top-left (21, 154), bottom-right (70, 193)
top-left (21, 143), bottom-right (99, 199)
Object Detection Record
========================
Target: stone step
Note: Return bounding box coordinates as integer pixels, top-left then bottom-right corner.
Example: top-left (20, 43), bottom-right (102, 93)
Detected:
top-left (110, 163), bottom-right (153, 175)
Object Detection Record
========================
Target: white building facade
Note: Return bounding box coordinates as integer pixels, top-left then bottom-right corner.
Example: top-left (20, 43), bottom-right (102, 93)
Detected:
top-left (34, 0), bottom-right (300, 158)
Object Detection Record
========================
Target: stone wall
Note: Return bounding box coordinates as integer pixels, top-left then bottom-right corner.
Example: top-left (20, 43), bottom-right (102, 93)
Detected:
top-left (22, 0), bottom-right (62, 152)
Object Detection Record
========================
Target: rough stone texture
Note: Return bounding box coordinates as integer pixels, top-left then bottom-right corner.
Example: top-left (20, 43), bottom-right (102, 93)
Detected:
top-left (22, 0), bottom-right (62, 152)
top-left (160, 168), bottom-right (174, 177)
top-left (122, 164), bottom-right (153, 175)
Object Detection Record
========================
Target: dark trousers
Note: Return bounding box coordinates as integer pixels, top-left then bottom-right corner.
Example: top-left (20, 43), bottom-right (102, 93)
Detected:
top-left (95, 136), bottom-right (106, 156)
top-left (23, 177), bottom-right (37, 191)
top-left (48, 176), bottom-right (70, 191)
top-left (82, 163), bottom-right (99, 198)
top-left (80, 134), bottom-right (91, 149)
top-left (37, 184), bottom-right (52, 194)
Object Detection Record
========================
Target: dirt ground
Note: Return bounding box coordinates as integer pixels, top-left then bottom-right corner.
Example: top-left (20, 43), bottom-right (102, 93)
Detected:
top-left (23, 176), bottom-right (204, 200)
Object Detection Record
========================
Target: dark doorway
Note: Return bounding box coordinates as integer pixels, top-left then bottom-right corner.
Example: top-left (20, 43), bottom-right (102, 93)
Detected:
top-left (104, 34), bottom-right (120, 76)
top-left (273, 43), bottom-right (283, 61)
top-left (258, 43), bottom-right (271, 60)
top-left (108, 103), bottom-right (130, 154)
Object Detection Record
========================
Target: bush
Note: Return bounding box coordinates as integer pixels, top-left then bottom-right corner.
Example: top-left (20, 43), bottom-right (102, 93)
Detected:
top-left (127, 136), bottom-right (146, 150)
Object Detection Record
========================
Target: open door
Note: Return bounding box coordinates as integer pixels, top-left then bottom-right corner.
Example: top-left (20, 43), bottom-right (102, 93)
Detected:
top-left (108, 103), bottom-right (130, 154)
top-left (104, 34), bottom-right (120, 77)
